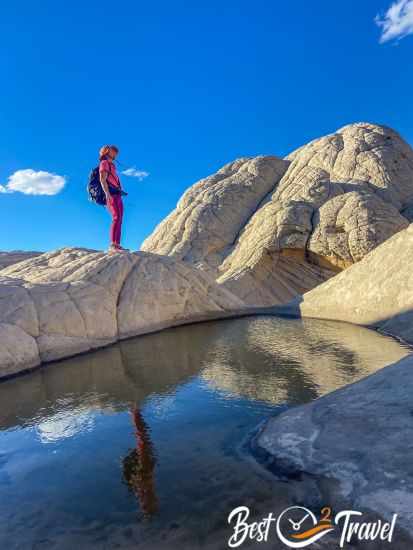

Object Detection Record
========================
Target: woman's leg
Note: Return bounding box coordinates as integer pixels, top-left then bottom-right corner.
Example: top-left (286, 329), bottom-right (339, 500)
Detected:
top-left (116, 197), bottom-right (124, 245)
top-left (107, 196), bottom-right (122, 246)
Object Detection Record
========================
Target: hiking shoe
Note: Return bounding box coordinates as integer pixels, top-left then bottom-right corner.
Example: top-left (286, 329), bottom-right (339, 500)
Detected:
top-left (108, 244), bottom-right (129, 254)
top-left (108, 244), bottom-right (121, 254)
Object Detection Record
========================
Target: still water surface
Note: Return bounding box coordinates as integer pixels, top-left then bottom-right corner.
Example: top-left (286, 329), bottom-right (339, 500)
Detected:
top-left (0, 316), bottom-right (410, 549)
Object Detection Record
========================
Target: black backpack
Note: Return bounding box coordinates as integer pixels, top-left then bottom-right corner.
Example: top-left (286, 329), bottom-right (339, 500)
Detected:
top-left (87, 166), bottom-right (107, 205)
top-left (87, 165), bottom-right (127, 206)
top-left (87, 162), bottom-right (126, 205)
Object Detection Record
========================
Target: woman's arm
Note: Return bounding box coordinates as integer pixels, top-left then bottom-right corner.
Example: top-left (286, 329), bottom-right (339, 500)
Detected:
top-left (99, 169), bottom-right (111, 199)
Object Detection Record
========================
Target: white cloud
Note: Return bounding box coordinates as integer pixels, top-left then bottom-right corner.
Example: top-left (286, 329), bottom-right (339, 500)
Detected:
top-left (0, 169), bottom-right (66, 195)
top-left (375, 0), bottom-right (413, 43)
top-left (121, 167), bottom-right (149, 180)
top-left (36, 408), bottom-right (95, 443)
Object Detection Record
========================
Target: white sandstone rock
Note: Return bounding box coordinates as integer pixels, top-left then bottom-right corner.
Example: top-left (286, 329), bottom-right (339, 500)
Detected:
top-left (142, 123), bottom-right (413, 306)
top-left (289, 224), bottom-right (413, 345)
top-left (0, 248), bottom-right (245, 377)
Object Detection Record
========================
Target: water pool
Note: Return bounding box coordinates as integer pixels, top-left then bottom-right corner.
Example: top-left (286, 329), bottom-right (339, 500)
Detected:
top-left (0, 315), bottom-right (410, 549)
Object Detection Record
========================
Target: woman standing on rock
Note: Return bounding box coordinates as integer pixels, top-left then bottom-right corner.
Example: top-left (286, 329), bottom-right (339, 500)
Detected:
top-left (99, 145), bottom-right (129, 253)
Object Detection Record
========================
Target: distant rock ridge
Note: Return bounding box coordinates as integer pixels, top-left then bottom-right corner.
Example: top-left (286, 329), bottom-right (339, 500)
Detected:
top-left (0, 251), bottom-right (42, 269)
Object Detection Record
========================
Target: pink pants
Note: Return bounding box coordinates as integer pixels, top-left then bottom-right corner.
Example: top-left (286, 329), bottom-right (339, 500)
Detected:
top-left (107, 194), bottom-right (124, 245)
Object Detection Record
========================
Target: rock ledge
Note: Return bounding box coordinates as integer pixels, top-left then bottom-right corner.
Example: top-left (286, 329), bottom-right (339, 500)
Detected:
top-left (253, 355), bottom-right (413, 536)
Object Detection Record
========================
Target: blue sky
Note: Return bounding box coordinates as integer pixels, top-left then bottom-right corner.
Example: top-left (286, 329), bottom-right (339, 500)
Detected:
top-left (1, 0), bottom-right (412, 252)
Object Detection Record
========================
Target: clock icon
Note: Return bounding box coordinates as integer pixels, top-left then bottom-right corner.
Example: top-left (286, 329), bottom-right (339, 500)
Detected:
top-left (276, 506), bottom-right (334, 548)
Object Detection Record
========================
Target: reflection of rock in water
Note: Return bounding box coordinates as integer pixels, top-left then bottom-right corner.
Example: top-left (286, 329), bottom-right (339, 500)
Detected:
top-left (122, 409), bottom-right (158, 519)
top-left (200, 317), bottom-right (408, 404)
top-left (118, 325), bottom-right (211, 395)
top-left (0, 316), bottom-right (408, 431)
top-left (0, 327), bottom-right (206, 430)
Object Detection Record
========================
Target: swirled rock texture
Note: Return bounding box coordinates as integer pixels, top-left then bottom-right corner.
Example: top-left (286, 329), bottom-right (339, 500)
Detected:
top-left (0, 248), bottom-right (244, 378)
top-left (142, 156), bottom-right (290, 272)
top-left (142, 122), bottom-right (413, 305)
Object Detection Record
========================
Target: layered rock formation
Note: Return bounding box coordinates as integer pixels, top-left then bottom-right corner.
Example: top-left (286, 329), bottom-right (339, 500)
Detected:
top-left (0, 248), bottom-right (244, 377)
top-left (143, 123), bottom-right (413, 305)
top-left (288, 224), bottom-right (413, 344)
top-left (141, 156), bottom-right (289, 272)
top-left (253, 355), bottom-right (413, 537)
top-left (200, 316), bottom-right (407, 403)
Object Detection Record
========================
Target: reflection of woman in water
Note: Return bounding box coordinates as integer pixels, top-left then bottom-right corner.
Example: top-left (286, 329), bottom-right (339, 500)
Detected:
top-left (122, 408), bottom-right (158, 518)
